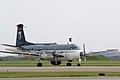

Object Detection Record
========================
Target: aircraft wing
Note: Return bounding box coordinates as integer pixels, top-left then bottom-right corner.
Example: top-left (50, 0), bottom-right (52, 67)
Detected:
top-left (89, 49), bottom-right (119, 55)
top-left (0, 51), bottom-right (64, 57)
top-left (89, 51), bottom-right (106, 54)
top-left (53, 53), bottom-right (64, 57)
top-left (0, 51), bottom-right (39, 56)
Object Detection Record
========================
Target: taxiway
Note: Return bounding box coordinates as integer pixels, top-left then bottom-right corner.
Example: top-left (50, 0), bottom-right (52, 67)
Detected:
top-left (0, 77), bottom-right (120, 80)
top-left (0, 66), bottom-right (120, 72)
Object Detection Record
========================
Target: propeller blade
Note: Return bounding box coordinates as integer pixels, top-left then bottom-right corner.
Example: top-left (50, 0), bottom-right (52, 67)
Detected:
top-left (83, 44), bottom-right (86, 64)
top-left (83, 44), bottom-right (85, 53)
top-left (53, 44), bottom-right (57, 64)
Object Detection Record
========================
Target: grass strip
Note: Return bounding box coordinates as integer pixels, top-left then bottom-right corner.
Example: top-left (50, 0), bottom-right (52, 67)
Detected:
top-left (0, 60), bottom-right (120, 66)
top-left (0, 72), bottom-right (120, 78)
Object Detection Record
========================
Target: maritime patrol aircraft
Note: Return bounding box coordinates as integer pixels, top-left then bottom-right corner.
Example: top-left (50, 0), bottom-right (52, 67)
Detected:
top-left (0, 24), bottom-right (86, 67)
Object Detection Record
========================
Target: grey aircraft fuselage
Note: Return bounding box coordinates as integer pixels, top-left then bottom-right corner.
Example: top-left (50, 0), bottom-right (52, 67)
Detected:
top-left (20, 43), bottom-right (82, 61)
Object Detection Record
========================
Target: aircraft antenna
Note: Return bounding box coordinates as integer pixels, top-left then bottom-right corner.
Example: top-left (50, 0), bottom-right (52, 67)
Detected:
top-left (68, 38), bottom-right (72, 44)
top-left (69, 38), bottom-right (72, 42)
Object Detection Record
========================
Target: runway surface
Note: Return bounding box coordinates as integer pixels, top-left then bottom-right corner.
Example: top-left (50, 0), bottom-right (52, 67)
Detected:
top-left (0, 77), bottom-right (120, 80)
top-left (0, 66), bottom-right (120, 72)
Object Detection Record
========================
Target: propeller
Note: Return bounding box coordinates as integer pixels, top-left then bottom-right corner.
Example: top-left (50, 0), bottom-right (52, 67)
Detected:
top-left (79, 44), bottom-right (86, 64)
top-left (52, 43), bottom-right (57, 64)
top-left (52, 43), bottom-right (56, 56)
top-left (83, 44), bottom-right (86, 64)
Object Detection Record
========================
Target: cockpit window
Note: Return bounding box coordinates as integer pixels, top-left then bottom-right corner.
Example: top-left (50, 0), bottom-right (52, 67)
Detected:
top-left (69, 44), bottom-right (80, 50)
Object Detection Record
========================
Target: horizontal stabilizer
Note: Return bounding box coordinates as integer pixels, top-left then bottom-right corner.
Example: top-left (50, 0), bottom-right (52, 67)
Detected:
top-left (1, 44), bottom-right (17, 47)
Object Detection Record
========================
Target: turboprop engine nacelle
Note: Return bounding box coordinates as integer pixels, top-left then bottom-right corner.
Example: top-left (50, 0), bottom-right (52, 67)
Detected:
top-left (80, 52), bottom-right (84, 58)
top-left (40, 52), bottom-right (53, 59)
top-left (37, 52), bottom-right (53, 58)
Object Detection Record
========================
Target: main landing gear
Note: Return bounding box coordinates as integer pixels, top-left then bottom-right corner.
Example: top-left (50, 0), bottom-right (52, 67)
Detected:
top-left (50, 61), bottom-right (61, 65)
top-left (37, 59), bottom-right (42, 67)
top-left (66, 59), bottom-right (81, 66)
top-left (66, 60), bottom-right (72, 66)
top-left (36, 59), bottom-right (82, 67)
top-left (37, 63), bottom-right (42, 67)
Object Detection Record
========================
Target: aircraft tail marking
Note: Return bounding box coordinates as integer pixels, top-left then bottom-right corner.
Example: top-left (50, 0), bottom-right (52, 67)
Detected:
top-left (16, 24), bottom-right (35, 46)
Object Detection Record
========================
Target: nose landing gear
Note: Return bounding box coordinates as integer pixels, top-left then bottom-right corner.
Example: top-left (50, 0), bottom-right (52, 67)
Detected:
top-left (77, 58), bottom-right (81, 66)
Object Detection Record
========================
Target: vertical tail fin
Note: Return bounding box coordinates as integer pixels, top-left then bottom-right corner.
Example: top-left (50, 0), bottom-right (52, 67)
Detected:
top-left (16, 24), bottom-right (27, 46)
top-left (16, 24), bottom-right (34, 46)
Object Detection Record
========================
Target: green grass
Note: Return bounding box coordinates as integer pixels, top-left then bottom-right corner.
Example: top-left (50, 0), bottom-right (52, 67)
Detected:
top-left (82, 60), bottom-right (120, 66)
top-left (0, 60), bottom-right (120, 66)
top-left (0, 56), bottom-right (119, 78)
top-left (86, 55), bottom-right (110, 61)
top-left (0, 55), bottom-right (120, 66)
top-left (0, 72), bottom-right (120, 78)
top-left (82, 56), bottom-right (120, 66)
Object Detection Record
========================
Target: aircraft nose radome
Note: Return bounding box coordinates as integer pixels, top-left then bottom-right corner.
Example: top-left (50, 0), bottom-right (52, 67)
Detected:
top-left (17, 24), bottom-right (24, 28)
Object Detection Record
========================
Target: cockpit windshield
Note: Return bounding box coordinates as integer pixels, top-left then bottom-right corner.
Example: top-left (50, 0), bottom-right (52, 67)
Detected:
top-left (69, 44), bottom-right (81, 50)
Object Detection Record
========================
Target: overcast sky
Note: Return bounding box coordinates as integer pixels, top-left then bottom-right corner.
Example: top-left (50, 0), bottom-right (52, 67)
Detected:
top-left (0, 0), bottom-right (120, 56)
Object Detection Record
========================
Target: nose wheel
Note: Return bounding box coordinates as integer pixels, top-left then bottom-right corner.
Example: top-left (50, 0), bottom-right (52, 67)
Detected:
top-left (37, 58), bottom-right (42, 67)
top-left (66, 62), bottom-right (72, 66)
top-left (77, 63), bottom-right (81, 66)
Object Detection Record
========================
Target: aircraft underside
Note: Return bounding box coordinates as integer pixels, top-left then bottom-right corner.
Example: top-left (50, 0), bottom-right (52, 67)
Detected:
top-left (36, 57), bottom-right (81, 67)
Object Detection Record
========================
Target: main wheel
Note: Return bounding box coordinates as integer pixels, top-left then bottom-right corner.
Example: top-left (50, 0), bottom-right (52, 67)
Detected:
top-left (37, 63), bottom-right (42, 67)
top-left (50, 61), bottom-right (61, 65)
top-left (77, 63), bottom-right (81, 66)
top-left (66, 62), bottom-right (72, 66)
